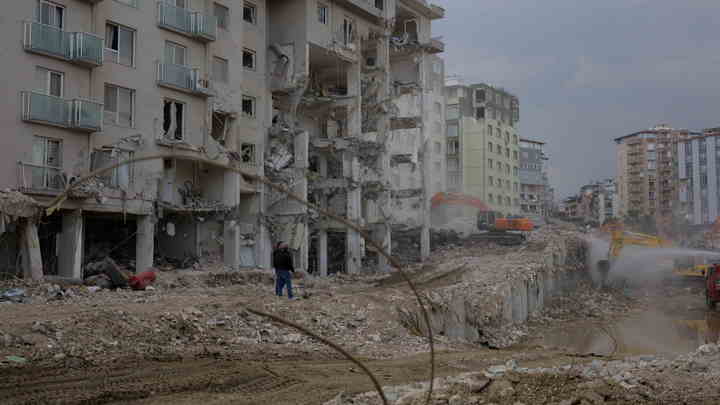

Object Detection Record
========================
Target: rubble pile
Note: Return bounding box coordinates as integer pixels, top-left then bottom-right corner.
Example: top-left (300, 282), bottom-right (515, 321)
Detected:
top-left (392, 226), bottom-right (589, 347)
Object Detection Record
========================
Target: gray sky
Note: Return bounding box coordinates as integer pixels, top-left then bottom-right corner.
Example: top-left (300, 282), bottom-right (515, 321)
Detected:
top-left (432, 0), bottom-right (720, 197)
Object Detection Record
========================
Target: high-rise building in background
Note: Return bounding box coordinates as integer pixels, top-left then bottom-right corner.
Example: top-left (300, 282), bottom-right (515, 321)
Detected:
top-left (678, 128), bottom-right (720, 225)
top-left (614, 124), bottom-right (693, 228)
top-left (443, 81), bottom-right (520, 217)
top-left (519, 138), bottom-right (549, 215)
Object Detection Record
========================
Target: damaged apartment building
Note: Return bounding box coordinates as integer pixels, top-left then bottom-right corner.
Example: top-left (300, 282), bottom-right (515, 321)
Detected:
top-left (266, 0), bottom-right (445, 274)
top-left (0, 0), bottom-right (444, 281)
top-left (1, 0), bottom-right (263, 280)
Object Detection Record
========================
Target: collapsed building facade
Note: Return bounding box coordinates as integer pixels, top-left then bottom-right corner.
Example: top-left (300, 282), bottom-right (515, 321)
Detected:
top-left (0, 0), bottom-right (445, 280)
top-left (266, 0), bottom-right (445, 274)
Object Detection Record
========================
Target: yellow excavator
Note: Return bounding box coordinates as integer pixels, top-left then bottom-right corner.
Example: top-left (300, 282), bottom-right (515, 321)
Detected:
top-left (597, 225), bottom-right (673, 287)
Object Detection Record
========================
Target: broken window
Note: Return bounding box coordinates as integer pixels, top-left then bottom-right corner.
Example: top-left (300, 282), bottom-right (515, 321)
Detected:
top-left (487, 125), bottom-right (492, 137)
top-left (214, 3), bottom-right (229, 30)
top-left (163, 99), bottom-right (184, 140)
top-left (243, 48), bottom-right (256, 70)
top-left (30, 136), bottom-right (62, 190)
top-left (505, 148), bottom-right (510, 158)
top-left (488, 159), bottom-right (493, 169)
top-left (488, 176), bottom-right (493, 186)
top-left (213, 56), bottom-right (229, 83)
top-left (243, 2), bottom-right (256, 24)
top-left (404, 18), bottom-right (418, 42)
top-left (318, 3), bottom-right (328, 24)
top-left (488, 194), bottom-right (494, 203)
top-left (475, 107), bottom-right (485, 119)
top-left (91, 148), bottom-right (133, 189)
top-left (211, 111), bottom-right (231, 145)
top-left (105, 23), bottom-right (135, 66)
top-left (447, 140), bottom-right (459, 154)
top-left (242, 95), bottom-right (255, 117)
top-left (241, 143), bottom-right (256, 165)
top-left (104, 84), bottom-right (134, 127)
top-left (488, 142), bottom-right (493, 153)
top-left (343, 16), bottom-right (355, 46)
top-left (475, 89), bottom-right (485, 103)
top-left (375, 0), bottom-right (384, 10)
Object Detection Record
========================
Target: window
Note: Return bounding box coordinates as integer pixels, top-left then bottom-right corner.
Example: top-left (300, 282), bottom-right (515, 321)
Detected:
top-left (513, 135), bottom-right (518, 144)
top-left (505, 163), bottom-right (510, 174)
top-left (104, 84), bottom-right (134, 127)
top-left (505, 132), bottom-right (510, 143)
top-left (242, 95), bottom-right (255, 117)
top-left (488, 159), bottom-right (493, 169)
top-left (38, 1), bottom-right (64, 29)
top-left (487, 125), bottom-right (493, 137)
top-left (241, 143), bottom-right (256, 164)
top-left (475, 89), bottom-right (485, 102)
top-left (243, 2), bottom-right (257, 24)
top-left (163, 99), bottom-right (185, 140)
top-left (30, 136), bottom-right (62, 190)
top-left (489, 176), bottom-right (493, 186)
top-left (513, 151), bottom-right (518, 160)
top-left (375, 0), bottom-right (384, 10)
top-left (447, 104), bottom-right (460, 120)
top-left (488, 194), bottom-right (494, 203)
top-left (505, 148), bottom-right (510, 158)
top-left (475, 107), bottom-right (485, 119)
top-left (434, 102), bottom-right (442, 114)
top-left (447, 140), bottom-right (459, 154)
top-left (35, 67), bottom-right (63, 97)
top-left (318, 3), bottom-right (328, 24)
top-left (513, 166), bottom-right (518, 176)
top-left (214, 3), bottom-right (230, 30)
top-left (242, 48), bottom-right (256, 70)
top-left (213, 56), bottom-right (229, 83)
top-left (343, 16), bottom-right (355, 45)
top-left (105, 23), bottom-right (135, 66)
top-left (506, 196), bottom-right (511, 206)
top-left (447, 158), bottom-right (459, 171)
top-left (165, 41), bottom-right (187, 65)
top-left (91, 148), bottom-right (133, 189)
top-left (434, 141), bottom-right (441, 154)
top-left (488, 107), bottom-right (495, 120)
top-left (446, 123), bottom-right (458, 137)
top-left (449, 173), bottom-right (460, 186)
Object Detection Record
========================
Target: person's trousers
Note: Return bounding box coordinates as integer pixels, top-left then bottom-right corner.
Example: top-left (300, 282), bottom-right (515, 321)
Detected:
top-left (275, 269), bottom-right (293, 299)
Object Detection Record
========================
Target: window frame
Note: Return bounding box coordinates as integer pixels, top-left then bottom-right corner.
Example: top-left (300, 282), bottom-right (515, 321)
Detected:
top-left (29, 135), bottom-right (63, 190)
top-left (242, 48), bottom-right (256, 71)
top-left (104, 83), bottom-right (135, 128)
top-left (213, 56), bottom-right (229, 83)
top-left (214, 2), bottom-right (230, 30)
top-left (241, 143), bottom-right (257, 165)
top-left (162, 98), bottom-right (187, 140)
top-left (242, 95), bottom-right (256, 118)
top-left (36, 66), bottom-right (64, 97)
top-left (165, 41), bottom-right (188, 66)
top-left (243, 2), bottom-right (257, 24)
top-left (91, 147), bottom-right (134, 189)
top-left (318, 2), bottom-right (329, 25)
top-left (105, 22), bottom-right (136, 67)
top-left (37, 0), bottom-right (65, 29)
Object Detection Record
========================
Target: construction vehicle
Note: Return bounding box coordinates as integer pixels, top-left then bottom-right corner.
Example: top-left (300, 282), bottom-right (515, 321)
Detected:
top-left (476, 212), bottom-right (534, 246)
top-left (429, 192), bottom-right (533, 246)
top-left (597, 225), bottom-right (673, 287)
top-left (672, 255), bottom-right (713, 278)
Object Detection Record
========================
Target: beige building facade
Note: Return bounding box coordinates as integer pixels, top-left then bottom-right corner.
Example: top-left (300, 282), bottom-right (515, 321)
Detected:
top-left (443, 82), bottom-right (520, 218)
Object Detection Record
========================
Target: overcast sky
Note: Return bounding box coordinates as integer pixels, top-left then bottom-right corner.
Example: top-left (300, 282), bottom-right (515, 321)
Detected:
top-left (432, 0), bottom-right (720, 198)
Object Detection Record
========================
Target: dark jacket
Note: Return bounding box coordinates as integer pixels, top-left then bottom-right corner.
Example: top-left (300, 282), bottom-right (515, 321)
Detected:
top-left (273, 248), bottom-right (294, 272)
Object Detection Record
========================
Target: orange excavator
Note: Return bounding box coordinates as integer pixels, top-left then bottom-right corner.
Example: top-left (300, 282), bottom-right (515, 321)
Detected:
top-left (431, 192), bottom-right (534, 246)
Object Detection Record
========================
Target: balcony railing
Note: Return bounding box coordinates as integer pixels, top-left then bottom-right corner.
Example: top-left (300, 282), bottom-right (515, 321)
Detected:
top-left (157, 63), bottom-right (212, 96)
top-left (21, 91), bottom-right (103, 132)
top-left (157, 1), bottom-right (217, 42)
top-left (23, 21), bottom-right (103, 67)
top-left (18, 162), bottom-right (64, 192)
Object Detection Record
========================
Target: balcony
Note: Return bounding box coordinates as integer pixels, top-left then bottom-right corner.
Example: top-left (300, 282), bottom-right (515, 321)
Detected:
top-left (334, 0), bottom-right (384, 20)
top-left (157, 1), bottom-right (217, 42)
top-left (423, 37), bottom-right (445, 54)
top-left (21, 91), bottom-right (103, 132)
top-left (17, 162), bottom-right (63, 194)
top-left (157, 63), bottom-right (212, 97)
top-left (23, 21), bottom-right (104, 67)
top-left (79, 0), bottom-right (105, 3)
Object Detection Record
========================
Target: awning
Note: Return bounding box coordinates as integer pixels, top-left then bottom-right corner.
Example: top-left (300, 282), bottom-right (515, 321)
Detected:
top-left (430, 192), bottom-right (490, 211)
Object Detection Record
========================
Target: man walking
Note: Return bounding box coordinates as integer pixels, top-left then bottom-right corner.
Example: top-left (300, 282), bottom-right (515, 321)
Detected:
top-left (272, 241), bottom-right (295, 299)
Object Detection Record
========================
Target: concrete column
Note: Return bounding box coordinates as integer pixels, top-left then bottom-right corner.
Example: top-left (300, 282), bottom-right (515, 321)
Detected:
top-left (136, 215), bottom-right (154, 272)
top-left (223, 170), bottom-right (241, 269)
top-left (377, 27), bottom-right (393, 273)
top-left (345, 58), bottom-right (363, 274)
top-left (58, 210), bottom-right (83, 280)
top-left (319, 229), bottom-right (328, 277)
top-left (294, 131), bottom-right (310, 272)
top-left (345, 152), bottom-right (362, 274)
top-left (20, 219), bottom-right (43, 281)
top-left (318, 154), bottom-right (328, 277)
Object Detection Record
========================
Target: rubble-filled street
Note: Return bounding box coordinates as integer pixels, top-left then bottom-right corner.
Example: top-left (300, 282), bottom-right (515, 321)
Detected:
top-left (0, 224), bottom-right (717, 404)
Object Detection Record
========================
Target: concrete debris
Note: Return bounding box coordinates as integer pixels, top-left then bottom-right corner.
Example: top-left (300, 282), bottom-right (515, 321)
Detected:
top-left (0, 190), bottom-right (39, 218)
top-left (0, 288), bottom-right (27, 303)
